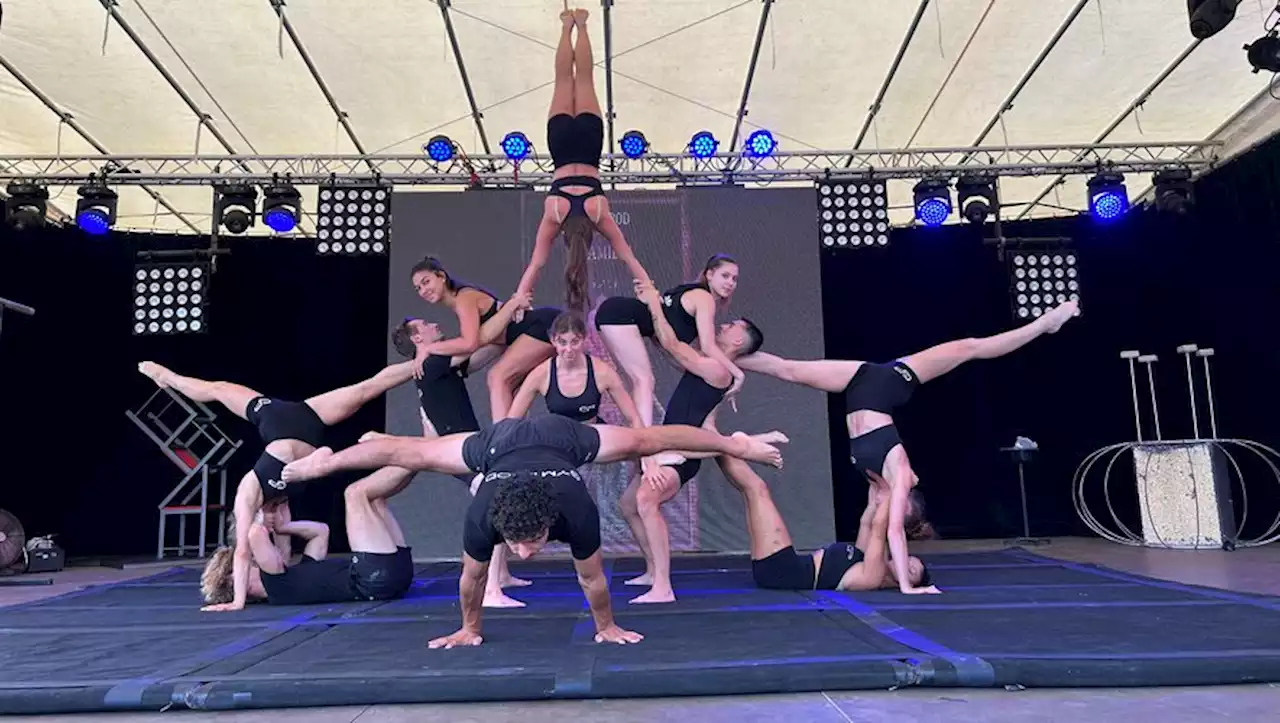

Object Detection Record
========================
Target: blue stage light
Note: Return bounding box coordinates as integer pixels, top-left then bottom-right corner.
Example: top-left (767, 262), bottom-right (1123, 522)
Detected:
top-left (744, 129), bottom-right (776, 158)
top-left (75, 186), bottom-right (118, 236)
top-left (262, 185), bottom-right (301, 234)
top-left (1087, 172), bottom-right (1128, 222)
top-left (425, 135), bottom-right (456, 163)
top-left (913, 178), bottom-right (951, 227)
top-left (501, 132), bottom-right (531, 160)
top-left (620, 130), bottom-right (649, 159)
top-left (77, 208), bottom-right (111, 235)
top-left (688, 131), bottom-right (719, 159)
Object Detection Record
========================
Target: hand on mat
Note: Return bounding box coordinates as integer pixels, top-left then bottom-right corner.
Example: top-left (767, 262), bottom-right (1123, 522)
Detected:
top-left (428, 628), bottom-right (483, 649)
top-left (901, 585), bottom-right (941, 595)
top-left (201, 601), bottom-right (244, 612)
top-left (595, 624), bottom-right (643, 645)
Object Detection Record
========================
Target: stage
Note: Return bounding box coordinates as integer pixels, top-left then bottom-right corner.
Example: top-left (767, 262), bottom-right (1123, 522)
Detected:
top-left (4, 543), bottom-right (1280, 716)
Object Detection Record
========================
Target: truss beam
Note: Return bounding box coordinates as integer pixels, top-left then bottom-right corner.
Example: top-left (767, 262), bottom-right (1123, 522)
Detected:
top-left (437, 0), bottom-right (492, 155)
top-left (602, 0), bottom-right (617, 169)
top-left (728, 0), bottom-right (775, 153)
top-left (0, 142), bottom-right (1220, 187)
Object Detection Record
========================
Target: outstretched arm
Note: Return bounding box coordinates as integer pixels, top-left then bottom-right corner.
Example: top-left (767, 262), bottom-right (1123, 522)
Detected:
top-left (419, 296), bottom-right (485, 358)
top-left (596, 361), bottom-right (644, 429)
top-left (428, 552), bottom-right (488, 649)
top-left (516, 215), bottom-right (563, 299)
top-left (207, 480), bottom-right (260, 611)
top-left (595, 211), bottom-right (653, 288)
top-left (855, 483), bottom-right (878, 551)
top-left (689, 289), bottom-right (744, 396)
top-left (574, 551), bottom-right (643, 644)
top-left (846, 488), bottom-right (893, 589)
top-left (635, 281), bottom-right (731, 388)
top-left (502, 360), bottom-right (549, 421)
top-left (478, 292), bottom-right (533, 346)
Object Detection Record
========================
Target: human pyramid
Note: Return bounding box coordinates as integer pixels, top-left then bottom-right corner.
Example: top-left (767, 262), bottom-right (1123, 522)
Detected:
top-left (138, 5), bottom-right (1078, 649)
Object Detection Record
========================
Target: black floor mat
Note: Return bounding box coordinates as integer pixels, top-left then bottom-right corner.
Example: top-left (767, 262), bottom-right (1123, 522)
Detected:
top-left (4, 548), bottom-right (1280, 714)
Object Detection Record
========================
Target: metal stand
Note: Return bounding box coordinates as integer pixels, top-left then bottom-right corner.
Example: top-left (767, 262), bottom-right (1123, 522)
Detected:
top-left (1002, 440), bottom-right (1049, 547)
top-left (126, 387), bottom-right (243, 559)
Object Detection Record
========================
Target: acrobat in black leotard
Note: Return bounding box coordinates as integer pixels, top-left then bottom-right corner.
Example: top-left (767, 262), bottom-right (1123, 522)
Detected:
top-left (594, 283), bottom-right (702, 344)
top-left (660, 370), bottom-right (730, 485)
top-left (545, 355), bottom-right (602, 422)
top-left (245, 397), bottom-right (327, 503)
top-left (843, 360), bottom-right (920, 479)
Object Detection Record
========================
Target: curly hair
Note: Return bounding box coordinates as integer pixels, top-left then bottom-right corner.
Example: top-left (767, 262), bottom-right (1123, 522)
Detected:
top-left (200, 546), bottom-right (235, 604)
top-left (489, 474), bottom-right (560, 543)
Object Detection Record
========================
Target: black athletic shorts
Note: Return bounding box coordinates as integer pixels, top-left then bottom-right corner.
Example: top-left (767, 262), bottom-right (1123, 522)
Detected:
top-left (245, 396), bottom-right (326, 447)
top-left (547, 112), bottom-right (604, 168)
top-left (350, 547), bottom-right (415, 600)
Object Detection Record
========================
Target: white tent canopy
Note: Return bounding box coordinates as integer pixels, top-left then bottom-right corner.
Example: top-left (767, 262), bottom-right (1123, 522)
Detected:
top-left (1, 0), bottom-right (1275, 235)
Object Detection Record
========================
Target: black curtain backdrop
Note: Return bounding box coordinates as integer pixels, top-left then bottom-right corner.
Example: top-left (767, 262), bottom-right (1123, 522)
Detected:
top-left (2, 133), bottom-right (1279, 558)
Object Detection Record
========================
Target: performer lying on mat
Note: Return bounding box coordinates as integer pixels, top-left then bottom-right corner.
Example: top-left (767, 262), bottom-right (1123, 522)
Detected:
top-left (594, 254), bottom-right (745, 427)
top-left (504, 311), bottom-right (645, 430)
top-left (201, 466), bottom-right (417, 606)
top-left (735, 299), bottom-right (1078, 594)
top-left (714, 454), bottom-right (926, 591)
top-left (409, 256), bottom-right (560, 420)
top-left (515, 5), bottom-right (653, 313)
top-left (620, 279), bottom-right (765, 604)
top-left (137, 360), bottom-right (417, 611)
top-left (279, 415), bottom-right (785, 646)
top-left (389, 303), bottom-right (547, 608)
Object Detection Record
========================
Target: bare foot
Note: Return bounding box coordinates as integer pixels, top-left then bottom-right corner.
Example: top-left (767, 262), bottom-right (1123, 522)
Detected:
top-left (1044, 299), bottom-right (1079, 333)
top-left (573, 8), bottom-right (589, 25)
top-left (733, 432), bottom-right (783, 468)
top-left (500, 576), bottom-right (533, 588)
top-left (560, 9), bottom-right (574, 28)
top-left (624, 573), bottom-right (653, 586)
top-left (754, 431), bottom-right (790, 446)
top-left (138, 361), bottom-right (172, 388)
top-left (282, 447), bottom-right (333, 482)
top-left (483, 591), bottom-right (527, 608)
top-left (358, 431), bottom-right (392, 444)
top-left (629, 588), bottom-right (675, 604)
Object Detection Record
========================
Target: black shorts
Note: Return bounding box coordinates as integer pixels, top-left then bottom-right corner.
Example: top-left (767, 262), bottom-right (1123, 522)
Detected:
top-left (350, 547), bottom-right (415, 600)
top-left (505, 306), bottom-right (561, 346)
top-left (252, 451), bottom-right (296, 503)
top-left (245, 397), bottom-right (326, 448)
top-left (751, 546), bottom-right (816, 590)
top-left (593, 297), bottom-right (654, 337)
top-left (462, 416), bottom-right (601, 473)
top-left (547, 113), bottom-right (604, 168)
top-left (849, 424), bottom-right (904, 480)
top-left (843, 361), bottom-right (919, 416)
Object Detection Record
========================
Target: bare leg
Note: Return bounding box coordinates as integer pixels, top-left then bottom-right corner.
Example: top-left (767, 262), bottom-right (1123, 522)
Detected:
top-left (629, 467), bottom-right (680, 604)
top-left (484, 545), bottom-right (527, 608)
top-left (343, 467), bottom-right (414, 554)
top-left (486, 336), bottom-right (554, 421)
top-left (282, 433), bottom-right (473, 483)
top-left (137, 362), bottom-right (259, 421)
top-left (549, 9), bottom-right (576, 118)
top-left (717, 455), bottom-right (793, 560)
top-left (619, 475), bottom-right (655, 585)
top-left (571, 9), bottom-right (602, 117)
top-left (735, 353), bottom-right (864, 394)
top-left (594, 425), bottom-right (783, 468)
top-left (900, 299), bottom-right (1077, 384)
top-left (597, 325), bottom-right (656, 427)
top-left (371, 498), bottom-right (407, 548)
top-left (304, 361), bottom-right (416, 426)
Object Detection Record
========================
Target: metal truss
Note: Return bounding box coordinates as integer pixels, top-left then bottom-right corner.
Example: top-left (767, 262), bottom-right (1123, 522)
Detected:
top-left (0, 141), bottom-right (1220, 187)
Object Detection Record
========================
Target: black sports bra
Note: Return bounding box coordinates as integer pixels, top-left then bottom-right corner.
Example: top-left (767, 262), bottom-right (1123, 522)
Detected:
top-left (545, 356), bottom-right (602, 422)
top-left (548, 176), bottom-right (606, 218)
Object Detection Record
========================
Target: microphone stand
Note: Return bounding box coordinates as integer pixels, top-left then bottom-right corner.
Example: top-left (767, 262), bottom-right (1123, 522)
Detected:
top-left (1001, 438), bottom-right (1049, 547)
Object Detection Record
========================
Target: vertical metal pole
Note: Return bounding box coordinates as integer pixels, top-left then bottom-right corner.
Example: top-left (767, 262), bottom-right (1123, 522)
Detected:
top-left (1140, 355), bottom-right (1162, 441)
top-left (1018, 462), bottom-right (1031, 538)
top-left (1121, 351), bottom-right (1143, 442)
top-left (1199, 349), bottom-right (1219, 439)
top-left (602, 0), bottom-right (616, 172)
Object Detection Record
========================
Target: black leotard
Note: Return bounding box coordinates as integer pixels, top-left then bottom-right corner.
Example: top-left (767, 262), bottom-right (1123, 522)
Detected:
top-left (661, 370), bottom-right (729, 485)
top-left (593, 282), bottom-right (703, 344)
top-left (546, 355), bottom-right (602, 422)
top-left (843, 361), bottom-right (920, 479)
top-left (245, 397), bottom-right (328, 503)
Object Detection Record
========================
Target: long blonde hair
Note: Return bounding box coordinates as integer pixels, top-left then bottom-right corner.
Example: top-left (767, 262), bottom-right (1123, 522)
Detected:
top-left (200, 547), bottom-right (235, 604)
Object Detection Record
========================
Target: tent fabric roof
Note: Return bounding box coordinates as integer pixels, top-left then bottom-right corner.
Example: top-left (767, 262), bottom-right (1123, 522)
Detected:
top-left (0, 0), bottom-right (1274, 235)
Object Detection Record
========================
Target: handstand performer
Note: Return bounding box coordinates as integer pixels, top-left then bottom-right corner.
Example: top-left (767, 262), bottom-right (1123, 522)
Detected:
top-left (618, 279), bottom-right (764, 603)
top-left (279, 415), bottom-right (785, 647)
top-left (200, 466), bottom-right (417, 607)
top-left (735, 299), bottom-right (1078, 594)
top-left (136, 359), bottom-right (416, 611)
top-left (514, 5), bottom-right (653, 312)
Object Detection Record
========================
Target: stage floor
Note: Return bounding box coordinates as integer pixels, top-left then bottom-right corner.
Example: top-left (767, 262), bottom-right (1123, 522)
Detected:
top-left (5, 546), bottom-right (1280, 716)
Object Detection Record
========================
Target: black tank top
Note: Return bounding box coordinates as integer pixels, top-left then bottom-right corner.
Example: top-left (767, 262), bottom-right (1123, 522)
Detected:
top-left (260, 555), bottom-right (357, 605)
top-left (663, 370), bottom-right (728, 427)
top-left (660, 283), bottom-right (703, 345)
top-left (546, 356), bottom-right (602, 422)
top-left (455, 282), bottom-right (499, 324)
